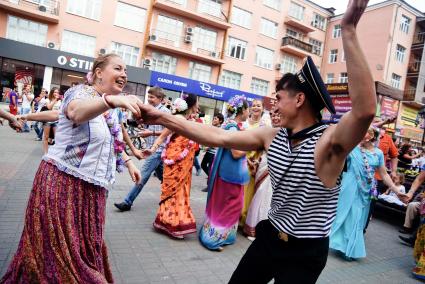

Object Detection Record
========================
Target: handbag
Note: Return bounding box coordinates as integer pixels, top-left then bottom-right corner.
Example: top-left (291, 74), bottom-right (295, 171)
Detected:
top-left (217, 122), bottom-right (250, 185)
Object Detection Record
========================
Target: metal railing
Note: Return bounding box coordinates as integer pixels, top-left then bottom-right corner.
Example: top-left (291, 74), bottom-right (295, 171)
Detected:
top-left (404, 88), bottom-right (416, 101)
top-left (1, 0), bottom-right (60, 16)
top-left (408, 60), bottom-right (422, 74)
top-left (281, 36), bottom-right (313, 53)
top-left (149, 29), bottom-right (222, 59)
top-left (413, 32), bottom-right (425, 45)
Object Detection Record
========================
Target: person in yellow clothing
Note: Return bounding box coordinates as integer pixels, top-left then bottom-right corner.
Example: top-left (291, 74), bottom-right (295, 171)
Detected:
top-left (240, 99), bottom-right (270, 228)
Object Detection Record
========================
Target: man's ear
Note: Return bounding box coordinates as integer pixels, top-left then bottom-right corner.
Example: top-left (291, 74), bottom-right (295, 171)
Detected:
top-left (295, 92), bottom-right (306, 108)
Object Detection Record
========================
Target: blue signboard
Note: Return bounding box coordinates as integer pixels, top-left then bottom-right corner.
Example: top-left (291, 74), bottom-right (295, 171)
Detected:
top-left (149, 71), bottom-right (263, 102)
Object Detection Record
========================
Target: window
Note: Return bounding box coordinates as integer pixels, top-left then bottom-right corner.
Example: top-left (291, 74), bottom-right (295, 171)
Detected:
top-left (250, 78), bottom-right (269, 96)
top-left (198, 0), bottom-right (222, 18)
top-left (189, 62), bottom-right (212, 82)
top-left (326, 73), bottom-right (334, 84)
top-left (286, 28), bottom-right (304, 40)
top-left (6, 16), bottom-right (47, 47)
top-left (114, 2), bottom-right (146, 32)
top-left (395, 44), bottom-right (406, 63)
top-left (231, 6), bottom-right (252, 29)
top-left (219, 70), bottom-right (242, 89)
top-left (260, 18), bottom-right (278, 38)
top-left (66, 0), bottom-right (102, 20)
top-left (281, 55), bottom-right (297, 74)
top-left (192, 27), bottom-right (218, 53)
top-left (110, 42), bottom-right (139, 66)
top-left (339, 72), bottom-right (348, 83)
top-left (312, 13), bottom-right (326, 30)
top-left (288, 2), bottom-right (304, 21)
top-left (332, 24), bottom-right (341, 38)
top-left (391, 73), bottom-right (401, 89)
top-left (227, 37), bottom-right (247, 60)
top-left (61, 30), bottom-right (96, 57)
top-left (255, 46), bottom-right (274, 69)
top-left (155, 15), bottom-right (183, 47)
top-left (263, 0), bottom-right (281, 10)
top-left (329, 49), bottom-right (338, 63)
top-left (400, 15), bottom-right (411, 34)
top-left (151, 52), bottom-right (177, 75)
top-left (309, 38), bottom-right (322, 56)
top-left (168, 0), bottom-right (186, 6)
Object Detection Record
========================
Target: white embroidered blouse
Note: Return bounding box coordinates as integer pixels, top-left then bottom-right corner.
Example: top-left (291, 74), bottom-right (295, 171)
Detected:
top-left (43, 84), bottom-right (122, 189)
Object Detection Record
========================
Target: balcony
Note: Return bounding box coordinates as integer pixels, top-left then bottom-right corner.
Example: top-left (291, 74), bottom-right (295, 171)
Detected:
top-left (0, 0), bottom-right (59, 23)
top-left (280, 36), bottom-right (313, 57)
top-left (403, 88), bottom-right (417, 101)
top-left (146, 29), bottom-right (225, 65)
top-left (284, 15), bottom-right (315, 33)
top-left (412, 31), bottom-right (425, 48)
top-left (153, 0), bottom-right (231, 30)
top-left (407, 60), bottom-right (422, 77)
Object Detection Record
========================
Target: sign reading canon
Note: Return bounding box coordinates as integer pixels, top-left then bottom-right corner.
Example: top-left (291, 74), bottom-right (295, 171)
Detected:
top-left (0, 38), bottom-right (150, 85)
top-left (150, 71), bottom-right (262, 102)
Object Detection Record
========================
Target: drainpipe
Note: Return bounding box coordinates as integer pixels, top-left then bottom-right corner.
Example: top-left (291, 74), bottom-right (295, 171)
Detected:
top-left (217, 0), bottom-right (233, 84)
top-left (141, 0), bottom-right (156, 63)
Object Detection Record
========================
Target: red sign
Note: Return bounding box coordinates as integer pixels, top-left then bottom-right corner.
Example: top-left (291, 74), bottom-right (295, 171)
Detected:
top-left (14, 67), bottom-right (34, 86)
top-left (322, 94), bottom-right (352, 123)
top-left (380, 96), bottom-right (399, 119)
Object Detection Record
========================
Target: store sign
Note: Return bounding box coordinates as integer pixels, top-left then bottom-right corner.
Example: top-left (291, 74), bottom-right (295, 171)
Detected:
top-left (379, 96), bottom-right (399, 129)
top-left (56, 55), bottom-right (93, 71)
top-left (326, 83), bottom-right (349, 94)
top-left (0, 38), bottom-right (151, 85)
top-left (400, 105), bottom-right (419, 127)
top-left (14, 67), bottom-right (34, 86)
top-left (322, 94), bottom-right (352, 123)
top-left (400, 127), bottom-right (423, 141)
top-left (150, 71), bottom-right (262, 102)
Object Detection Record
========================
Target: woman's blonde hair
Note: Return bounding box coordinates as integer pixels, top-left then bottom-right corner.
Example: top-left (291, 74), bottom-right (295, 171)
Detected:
top-left (90, 53), bottom-right (121, 85)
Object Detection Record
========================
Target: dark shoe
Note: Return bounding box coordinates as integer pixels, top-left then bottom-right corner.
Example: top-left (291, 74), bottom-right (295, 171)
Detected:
top-left (399, 235), bottom-right (415, 247)
top-left (114, 202), bottom-right (131, 212)
top-left (399, 227), bottom-right (413, 234)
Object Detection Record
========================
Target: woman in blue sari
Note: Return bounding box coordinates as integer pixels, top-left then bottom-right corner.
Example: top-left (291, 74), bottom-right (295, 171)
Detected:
top-left (330, 127), bottom-right (403, 260)
top-left (199, 95), bottom-right (250, 251)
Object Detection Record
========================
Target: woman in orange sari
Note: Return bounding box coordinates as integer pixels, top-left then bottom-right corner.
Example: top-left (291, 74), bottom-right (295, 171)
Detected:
top-left (144, 93), bottom-right (199, 239)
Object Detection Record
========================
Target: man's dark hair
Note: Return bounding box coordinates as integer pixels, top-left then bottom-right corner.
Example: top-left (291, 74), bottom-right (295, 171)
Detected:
top-left (214, 113), bottom-right (224, 124)
top-left (276, 73), bottom-right (322, 121)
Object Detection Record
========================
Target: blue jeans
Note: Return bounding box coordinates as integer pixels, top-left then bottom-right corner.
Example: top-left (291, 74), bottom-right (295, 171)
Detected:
top-left (34, 122), bottom-right (44, 139)
top-left (20, 108), bottom-right (31, 132)
top-left (193, 155), bottom-right (201, 171)
top-left (124, 151), bottom-right (163, 206)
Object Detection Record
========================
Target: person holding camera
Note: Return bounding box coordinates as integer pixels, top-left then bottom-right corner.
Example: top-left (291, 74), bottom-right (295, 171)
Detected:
top-left (114, 86), bottom-right (170, 212)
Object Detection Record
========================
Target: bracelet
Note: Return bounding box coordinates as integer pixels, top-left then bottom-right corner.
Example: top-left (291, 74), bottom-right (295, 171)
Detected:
top-left (124, 158), bottom-right (131, 164)
top-left (102, 94), bottom-right (114, 109)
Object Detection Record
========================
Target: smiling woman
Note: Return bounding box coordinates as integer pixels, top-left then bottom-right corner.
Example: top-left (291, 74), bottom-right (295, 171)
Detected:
top-left (1, 54), bottom-right (144, 284)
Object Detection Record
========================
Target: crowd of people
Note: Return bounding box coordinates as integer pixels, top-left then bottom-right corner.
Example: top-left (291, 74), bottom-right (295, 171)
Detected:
top-left (1, 1), bottom-right (424, 283)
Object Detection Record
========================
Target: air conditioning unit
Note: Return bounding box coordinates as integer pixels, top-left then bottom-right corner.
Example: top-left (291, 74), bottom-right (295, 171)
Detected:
top-left (143, 58), bottom-right (151, 67)
top-left (149, 34), bottom-right (157, 41)
top-left (38, 5), bottom-right (47, 12)
top-left (186, 27), bottom-right (194, 35)
top-left (47, 41), bottom-right (57, 49)
top-left (210, 51), bottom-right (219, 58)
top-left (275, 63), bottom-right (282, 70)
top-left (184, 35), bottom-right (193, 43)
top-left (98, 48), bottom-right (107, 55)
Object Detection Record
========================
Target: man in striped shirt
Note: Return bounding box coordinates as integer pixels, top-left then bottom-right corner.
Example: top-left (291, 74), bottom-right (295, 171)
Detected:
top-left (137, 1), bottom-right (375, 282)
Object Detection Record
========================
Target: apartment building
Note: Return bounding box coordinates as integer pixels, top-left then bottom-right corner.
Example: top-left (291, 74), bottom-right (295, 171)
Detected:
top-left (0, 0), bottom-right (335, 117)
top-left (321, 0), bottom-right (425, 142)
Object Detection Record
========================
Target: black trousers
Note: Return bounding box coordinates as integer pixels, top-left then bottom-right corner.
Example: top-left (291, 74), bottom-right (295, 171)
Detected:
top-left (229, 220), bottom-right (329, 284)
top-left (201, 152), bottom-right (215, 176)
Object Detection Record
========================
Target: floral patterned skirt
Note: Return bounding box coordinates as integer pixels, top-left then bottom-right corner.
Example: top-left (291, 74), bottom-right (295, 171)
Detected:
top-left (199, 176), bottom-right (244, 250)
top-left (0, 161), bottom-right (113, 284)
top-left (413, 221), bottom-right (425, 280)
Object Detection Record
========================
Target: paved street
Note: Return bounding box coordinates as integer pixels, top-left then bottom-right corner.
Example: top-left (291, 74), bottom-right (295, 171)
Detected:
top-left (0, 122), bottom-right (421, 284)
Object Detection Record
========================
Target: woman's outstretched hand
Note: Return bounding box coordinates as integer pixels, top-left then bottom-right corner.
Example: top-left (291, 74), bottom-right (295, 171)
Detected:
top-left (107, 95), bottom-right (143, 119)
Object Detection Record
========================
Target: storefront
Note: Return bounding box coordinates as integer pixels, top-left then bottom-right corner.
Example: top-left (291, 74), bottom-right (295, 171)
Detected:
top-left (149, 71), bottom-right (263, 124)
top-left (0, 38), bottom-right (150, 102)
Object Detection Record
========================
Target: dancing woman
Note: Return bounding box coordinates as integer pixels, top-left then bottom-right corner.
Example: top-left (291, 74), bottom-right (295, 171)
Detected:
top-left (1, 54), bottom-right (142, 284)
top-left (330, 127), bottom-right (403, 260)
top-left (199, 95), bottom-right (250, 251)
top-left (145, 93), bottom-right (199, 239)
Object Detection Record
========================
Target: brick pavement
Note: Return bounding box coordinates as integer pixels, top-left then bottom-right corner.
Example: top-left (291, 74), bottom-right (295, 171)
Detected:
top-left (0, 122), bottom-right (421, 283)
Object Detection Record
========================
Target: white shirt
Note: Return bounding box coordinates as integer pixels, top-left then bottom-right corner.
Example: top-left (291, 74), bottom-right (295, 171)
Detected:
top-left (21, 92), bottom-right (34, 109)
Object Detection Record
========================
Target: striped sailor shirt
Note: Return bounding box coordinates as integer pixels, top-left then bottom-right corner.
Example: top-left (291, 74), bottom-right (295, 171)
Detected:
top-left (267, 124), bottom-right (341, 238)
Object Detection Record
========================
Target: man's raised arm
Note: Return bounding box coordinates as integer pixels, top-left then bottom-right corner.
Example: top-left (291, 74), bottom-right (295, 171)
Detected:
top-left (328, 0), bottom-right (376, 155)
